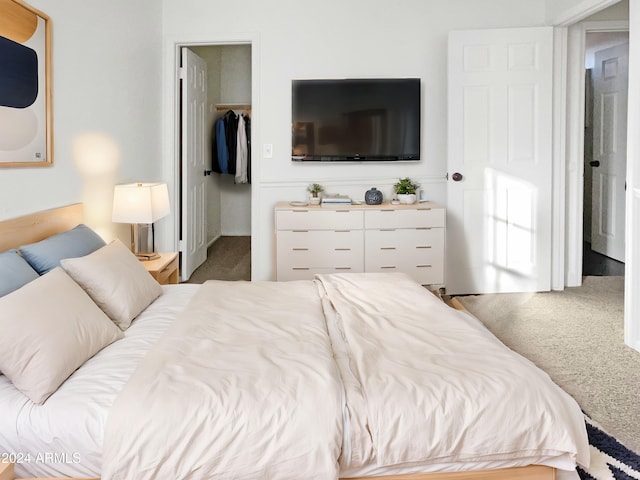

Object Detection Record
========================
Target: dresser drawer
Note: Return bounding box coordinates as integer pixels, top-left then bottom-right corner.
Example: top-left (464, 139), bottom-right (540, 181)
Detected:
top-left (364, 207), bottom-right (445, 229)
top-left (276, 209), bottom-right (363, 230)
top-left (365, 228), bottom-right (444, 284)
top-left (276, 266), bottom-right (362, 281)
top-left (277, 230), bottom-right (363, 268)
top-left (365, 228), bottom-right (444, 253)
top-left (365, 258), bottom-right (444, 285)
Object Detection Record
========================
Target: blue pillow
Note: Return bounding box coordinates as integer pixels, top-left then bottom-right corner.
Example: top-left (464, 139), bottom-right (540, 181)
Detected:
top-left (19, 224), bottom-right (107, 275)
top-left (0, 250), bottom-right (39, 297)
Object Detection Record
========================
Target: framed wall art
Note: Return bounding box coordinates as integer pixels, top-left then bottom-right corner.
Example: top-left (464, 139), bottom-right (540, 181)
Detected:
top-left (0, 0), bottom-right (52, 167)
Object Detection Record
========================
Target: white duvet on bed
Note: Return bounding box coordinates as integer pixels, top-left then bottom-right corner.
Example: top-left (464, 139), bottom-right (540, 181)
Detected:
top-left (0, 285), bottom-right (199, 478)
top-left (0, 274), bottom-right (590, 480)
top-left (317, 273), bottom-right (590, 477)
top-left (101, 280), bottom-right (344, 480)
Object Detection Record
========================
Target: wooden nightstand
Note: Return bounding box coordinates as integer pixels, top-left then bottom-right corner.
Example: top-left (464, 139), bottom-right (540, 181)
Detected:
top-left (140, 252), bottom-right (179, 285)
top-left (1, 461), bottom-right (98, 480)
top-left (0, 462), bottom-right (13, 480)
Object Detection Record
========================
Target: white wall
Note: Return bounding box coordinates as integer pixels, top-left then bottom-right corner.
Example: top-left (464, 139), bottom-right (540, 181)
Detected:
top-left (162, 0), bottom-right (547, 280)
top-left (0, 0), bottom-right (163, 241)
top-left (547, 0), bottom-right (623, 24)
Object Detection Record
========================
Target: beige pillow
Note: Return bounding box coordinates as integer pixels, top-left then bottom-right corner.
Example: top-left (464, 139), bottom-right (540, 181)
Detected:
top-left (61, 239), bottom-right (162, 330)
top-left (0, 268), bottom-right (123, 404)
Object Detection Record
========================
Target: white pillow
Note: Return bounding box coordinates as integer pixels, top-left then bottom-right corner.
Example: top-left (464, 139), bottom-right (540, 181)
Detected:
top-left (61, 239), bottom-right (162, 330)
top-left (0, 268), bottom-right (123, 404)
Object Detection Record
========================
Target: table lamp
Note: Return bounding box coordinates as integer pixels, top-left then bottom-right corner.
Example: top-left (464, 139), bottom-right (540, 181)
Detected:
top-left (112, 182), bottom-right (170, 260)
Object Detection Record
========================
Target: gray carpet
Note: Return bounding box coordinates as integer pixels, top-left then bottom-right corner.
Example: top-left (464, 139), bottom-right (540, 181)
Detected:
top-left (186, 236), bottom-right (251, 283)
top-left (454, 276), bottom-right (640, 454)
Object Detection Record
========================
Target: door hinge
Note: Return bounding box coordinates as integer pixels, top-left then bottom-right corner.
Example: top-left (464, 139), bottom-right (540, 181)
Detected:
top-left (178, 239), bottom-right (185, 252)
top-left (178, 67), bottom-right (186, 80)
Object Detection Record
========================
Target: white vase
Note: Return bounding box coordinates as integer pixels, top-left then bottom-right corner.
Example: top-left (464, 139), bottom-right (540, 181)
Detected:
top-left (397, 193), bottom-right (417, 204)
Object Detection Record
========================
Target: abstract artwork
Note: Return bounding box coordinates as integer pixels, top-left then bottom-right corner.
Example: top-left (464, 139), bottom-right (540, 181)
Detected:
top-left (0, 0), bottom-right (51, 167)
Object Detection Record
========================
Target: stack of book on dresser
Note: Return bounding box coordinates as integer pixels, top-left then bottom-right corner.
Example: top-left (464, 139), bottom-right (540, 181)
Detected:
top-left (321, 194), bottom-right (352, 207)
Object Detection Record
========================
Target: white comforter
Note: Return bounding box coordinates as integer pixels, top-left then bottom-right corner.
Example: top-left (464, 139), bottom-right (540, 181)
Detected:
top-left (317, 273), bottom-right (590, 477)
top-left (101, 280), bottom-right (344, 480)
top-left (1, 274), bottom-right (589, 479)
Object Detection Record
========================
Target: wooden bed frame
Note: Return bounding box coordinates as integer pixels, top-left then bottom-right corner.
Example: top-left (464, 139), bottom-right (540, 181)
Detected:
top-left (0, 205), bottom-right (556, 480)
top-left (0, 204), bottom-right (83, 252)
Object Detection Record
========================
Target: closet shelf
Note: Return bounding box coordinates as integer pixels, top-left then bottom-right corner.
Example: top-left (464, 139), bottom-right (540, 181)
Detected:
top-left (216, 103), bottom-right (251, 111)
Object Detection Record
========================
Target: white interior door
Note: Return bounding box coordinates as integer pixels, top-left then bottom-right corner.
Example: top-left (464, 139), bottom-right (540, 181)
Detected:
top-left (447, 27), bottom-right (553, 295)
top-left (591, 42), bottom-right (628, 263)
top-left (180, 48), bottom-right (208, 281)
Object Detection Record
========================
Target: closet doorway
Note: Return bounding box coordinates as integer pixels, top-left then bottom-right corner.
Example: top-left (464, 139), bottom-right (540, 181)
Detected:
top-left (179, 43), bottom-right (252, 282)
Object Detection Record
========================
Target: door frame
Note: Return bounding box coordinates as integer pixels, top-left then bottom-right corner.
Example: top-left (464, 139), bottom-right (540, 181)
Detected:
top-left (157, 33), bottom-right (260, 280)
top-left (563, 19), bottom-right (629, 288)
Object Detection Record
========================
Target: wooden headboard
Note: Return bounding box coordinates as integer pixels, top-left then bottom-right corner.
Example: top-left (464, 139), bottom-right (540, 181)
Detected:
top-left (0, 204), bottom-right (84, 251)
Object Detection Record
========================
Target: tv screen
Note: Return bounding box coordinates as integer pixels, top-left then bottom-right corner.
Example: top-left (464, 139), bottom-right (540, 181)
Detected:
top-left (291, 78), bottom-right (421, 162)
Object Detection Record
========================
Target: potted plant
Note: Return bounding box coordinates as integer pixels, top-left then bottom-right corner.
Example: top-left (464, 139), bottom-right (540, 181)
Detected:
top-left (307, 183), bottom-right (324, 204)
top-left (393, 177), bottom-right (419, 204)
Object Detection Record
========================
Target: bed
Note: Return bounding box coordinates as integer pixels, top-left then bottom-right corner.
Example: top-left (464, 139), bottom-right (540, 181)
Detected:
top-left (0, 204), bottom-right (590, 480)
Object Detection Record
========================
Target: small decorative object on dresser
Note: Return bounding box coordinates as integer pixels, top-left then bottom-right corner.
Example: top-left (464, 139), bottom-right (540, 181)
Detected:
top-left (307, 183), bottom-right (324, 205)
top-left (364, 187), bottom-right (383, 205)
top-left (394, 177), bottom-right (419, 204)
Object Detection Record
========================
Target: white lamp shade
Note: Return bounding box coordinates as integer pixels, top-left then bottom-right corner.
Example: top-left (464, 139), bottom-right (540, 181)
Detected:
top-left (112, 183), bottom-right (170, 224)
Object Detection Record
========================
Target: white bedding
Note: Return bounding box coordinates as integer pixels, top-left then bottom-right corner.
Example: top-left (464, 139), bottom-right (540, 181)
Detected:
top-left (0, 285), bottom-right (199, 478)
top-left (317, 273), bottom-right (589, 477)
top-left (102, 280), bottom-right (344, 480)
top-left (0, 274), bottom-right (590, 479)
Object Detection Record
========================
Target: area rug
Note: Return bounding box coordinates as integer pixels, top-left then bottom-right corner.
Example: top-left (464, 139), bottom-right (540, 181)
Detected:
top-left (580, 415), bottom-right (640, 480)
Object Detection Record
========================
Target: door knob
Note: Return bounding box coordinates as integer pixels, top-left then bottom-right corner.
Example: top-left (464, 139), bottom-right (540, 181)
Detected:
top-left (204, 170), bottom-right (212, 176)
top-left (590, 161), bottom-right (600, 167)
top-left (451, 172), bottom-right (463, 182)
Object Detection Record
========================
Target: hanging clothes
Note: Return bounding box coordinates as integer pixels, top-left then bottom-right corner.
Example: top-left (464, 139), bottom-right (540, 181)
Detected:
top-left (224, 110), bottom-right (239, 175)
top-left (244, 113), bottom-right (251, 184)
top-left (215, 117), bottom-right (229, 174)
top-left (211, 121), bottom-right (221, 174)
top-left (235, 114), bottom-right (248, 184)
top-left (211, 109), bottom-right (250, 183)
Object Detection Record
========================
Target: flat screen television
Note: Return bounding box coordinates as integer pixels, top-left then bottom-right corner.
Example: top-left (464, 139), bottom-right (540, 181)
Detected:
top-left (291, 78), bottom-right (421, 162)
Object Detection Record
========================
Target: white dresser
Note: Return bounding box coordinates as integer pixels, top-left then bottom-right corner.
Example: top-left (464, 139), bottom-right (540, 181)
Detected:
top-left (275, 201), bottom-right (445, 285)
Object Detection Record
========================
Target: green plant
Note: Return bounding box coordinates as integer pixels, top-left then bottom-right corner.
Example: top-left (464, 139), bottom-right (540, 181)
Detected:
top-left (393, 177), bottom-right (419, 195)
top-left (307, 183), bottom-right (324, 197)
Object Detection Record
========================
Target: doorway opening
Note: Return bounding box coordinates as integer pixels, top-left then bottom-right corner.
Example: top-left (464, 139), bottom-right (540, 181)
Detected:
top-left (582, 30), bottom-right (628, 277)
top-left (178, 43), bottom-right (252, 282)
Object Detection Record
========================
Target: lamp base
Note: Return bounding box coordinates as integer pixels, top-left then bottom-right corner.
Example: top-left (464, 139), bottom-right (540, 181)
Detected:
top-left (131, 224), bottom-right (159, 260)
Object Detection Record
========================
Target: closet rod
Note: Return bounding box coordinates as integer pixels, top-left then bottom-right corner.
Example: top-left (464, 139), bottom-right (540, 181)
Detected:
top-left (215, 103), bottom-right (251, 111)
